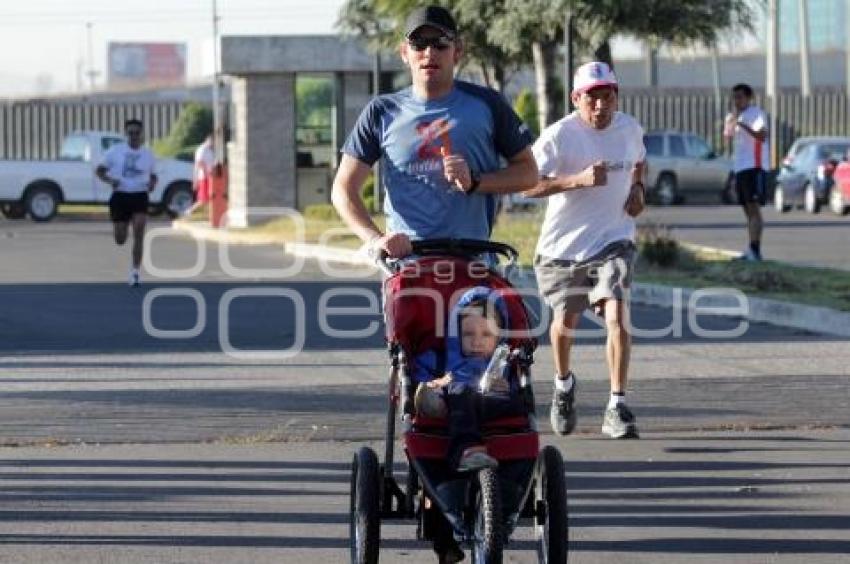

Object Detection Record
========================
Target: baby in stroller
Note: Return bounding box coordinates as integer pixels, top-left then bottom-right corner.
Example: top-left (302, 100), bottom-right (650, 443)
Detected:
top-left (413, 286), bottom-right (527, 473)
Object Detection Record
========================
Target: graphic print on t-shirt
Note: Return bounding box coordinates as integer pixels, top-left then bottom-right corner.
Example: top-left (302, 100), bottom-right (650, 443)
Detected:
top-left (415, 118), bottom-right (454, 159)
top-left (408, 117), bottom-right (456, 176)
top-left (122, 152), bottom-right (145, 180)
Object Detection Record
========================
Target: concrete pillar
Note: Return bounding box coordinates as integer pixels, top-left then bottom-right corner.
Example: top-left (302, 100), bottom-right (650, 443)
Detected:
top-left (228, 73), bottom-right (296, 227)
top-left (342, 72), bottom-right (372, 135)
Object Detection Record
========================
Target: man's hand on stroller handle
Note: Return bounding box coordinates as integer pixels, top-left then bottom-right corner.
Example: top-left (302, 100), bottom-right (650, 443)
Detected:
top-left (369, 232), bottom-right (412, 260)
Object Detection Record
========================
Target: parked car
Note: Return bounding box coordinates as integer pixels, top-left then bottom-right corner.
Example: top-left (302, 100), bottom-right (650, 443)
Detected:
top-left (643, 130), bottom-right (733, 206)
top-left (0, 131), bottom-right (194, 222)
top-left (501, 191), bottom-right (542, 212)
top-left (773, 136), bottom-right (850, 213)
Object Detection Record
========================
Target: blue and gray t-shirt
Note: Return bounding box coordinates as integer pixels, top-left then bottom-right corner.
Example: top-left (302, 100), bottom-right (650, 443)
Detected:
top-left (342, 81), bottom-right (533, 240)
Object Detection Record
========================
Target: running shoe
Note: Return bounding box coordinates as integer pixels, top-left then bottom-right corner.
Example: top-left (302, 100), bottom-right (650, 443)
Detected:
top-left (550, 374), bottom-right (578, 436)
top-left (602, 403), bottom-right (639, 439)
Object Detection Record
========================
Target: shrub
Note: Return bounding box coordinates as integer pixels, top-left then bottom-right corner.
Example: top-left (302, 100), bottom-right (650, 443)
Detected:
top-left (637, 223), bottom-right (679, 267)
top-left (513, 89), bottom-right (540, 139)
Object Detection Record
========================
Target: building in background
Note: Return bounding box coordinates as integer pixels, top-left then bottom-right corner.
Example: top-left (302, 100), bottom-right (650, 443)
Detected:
top-left (613, 0), bottom-right (849, 91)
top-left (108, 43), bottom-right (188, 90)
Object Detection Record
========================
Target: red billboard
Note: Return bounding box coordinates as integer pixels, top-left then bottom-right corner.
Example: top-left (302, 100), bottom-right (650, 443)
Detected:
top-left (108, 42), bottom-right (187, 89)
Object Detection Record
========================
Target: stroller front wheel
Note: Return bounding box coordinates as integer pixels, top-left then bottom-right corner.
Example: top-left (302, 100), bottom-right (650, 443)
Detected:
top-left (350, 447), bottom-right (381, 564)
top-left (471, 467), bottom-right (504, 564)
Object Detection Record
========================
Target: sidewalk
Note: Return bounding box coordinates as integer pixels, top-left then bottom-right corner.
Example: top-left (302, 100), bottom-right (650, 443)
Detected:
top-left (171, 220), bottom-right (850, 338)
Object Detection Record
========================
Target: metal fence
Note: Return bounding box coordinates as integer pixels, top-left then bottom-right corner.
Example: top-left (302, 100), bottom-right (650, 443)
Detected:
top-left (2, 91), bottom-right (847, 164)
top-left (0, 100), bottom-right (188, 160)
top-left (620, 90), bottom-right (850, 163)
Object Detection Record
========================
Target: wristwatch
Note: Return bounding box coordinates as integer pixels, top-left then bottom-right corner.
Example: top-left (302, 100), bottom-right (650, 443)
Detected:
top-left (466, 170), bottom-right (481, 194)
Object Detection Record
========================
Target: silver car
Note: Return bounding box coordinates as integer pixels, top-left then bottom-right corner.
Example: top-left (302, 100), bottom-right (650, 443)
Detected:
top-left (644, 130), bottom-right (734, 205)
top-left (774, 136), bottom-right (850, 213)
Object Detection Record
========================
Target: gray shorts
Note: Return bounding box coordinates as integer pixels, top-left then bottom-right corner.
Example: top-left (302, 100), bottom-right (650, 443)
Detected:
top-left (534, 240), bottom-right (636, 314)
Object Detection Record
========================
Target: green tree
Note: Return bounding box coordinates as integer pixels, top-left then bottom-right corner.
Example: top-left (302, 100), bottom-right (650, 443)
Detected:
top-left (336, 0), bottom-right (523, 92)
top-left (488, 0), bottom-right (757, 130)
top-left (152, 102), bottom-right (213, 160)
top-left (337, 1), bottom-right (757, 133)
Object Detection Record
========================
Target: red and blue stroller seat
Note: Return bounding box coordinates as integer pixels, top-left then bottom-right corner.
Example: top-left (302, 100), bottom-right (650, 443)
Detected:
top-left (383, 254), bottom-right (539, 462)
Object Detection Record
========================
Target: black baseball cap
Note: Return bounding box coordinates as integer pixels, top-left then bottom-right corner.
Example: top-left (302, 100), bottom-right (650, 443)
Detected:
top-left (404, 6), bottom-right (457, 39)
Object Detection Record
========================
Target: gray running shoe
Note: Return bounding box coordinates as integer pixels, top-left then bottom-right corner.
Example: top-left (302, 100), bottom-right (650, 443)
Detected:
top-left (549, 374), bottom-right (578, 436)
top-left (602, 403), bottom-right (639, 439)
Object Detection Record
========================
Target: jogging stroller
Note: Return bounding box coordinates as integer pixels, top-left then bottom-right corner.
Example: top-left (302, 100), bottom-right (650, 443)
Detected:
top-left (349, 239), bottom-right (569, 564)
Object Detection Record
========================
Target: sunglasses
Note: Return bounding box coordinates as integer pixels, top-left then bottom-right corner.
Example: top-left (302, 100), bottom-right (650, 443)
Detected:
top-left (126, 129), bottom-right (143, 135)
top-left (407, 35), bottom-right (453, 52)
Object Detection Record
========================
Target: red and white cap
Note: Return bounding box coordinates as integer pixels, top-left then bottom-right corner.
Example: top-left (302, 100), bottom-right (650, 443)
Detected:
top-left (572, 61), bottom-right (618, 95)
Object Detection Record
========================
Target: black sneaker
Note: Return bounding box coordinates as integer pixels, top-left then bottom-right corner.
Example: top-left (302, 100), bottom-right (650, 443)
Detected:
top-left (602, 403), bottom-right (639, 439)
top-left (549, 374), bottom-right (578, 436)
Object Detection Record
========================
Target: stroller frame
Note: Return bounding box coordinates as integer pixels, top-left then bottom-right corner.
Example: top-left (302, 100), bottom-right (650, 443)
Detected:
top-left (349, 239), bottom-right (569, 564)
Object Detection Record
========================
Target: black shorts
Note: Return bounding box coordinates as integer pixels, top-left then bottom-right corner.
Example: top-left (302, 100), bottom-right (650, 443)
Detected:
top-left (109, 192), bottom-right (149, 223)
top-left (735, 168), bottom-right (767, 206)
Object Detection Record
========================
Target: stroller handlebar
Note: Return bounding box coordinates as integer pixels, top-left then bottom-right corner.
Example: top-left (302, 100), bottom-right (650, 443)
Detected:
top-left (375, 238), bottom-right (519, 274)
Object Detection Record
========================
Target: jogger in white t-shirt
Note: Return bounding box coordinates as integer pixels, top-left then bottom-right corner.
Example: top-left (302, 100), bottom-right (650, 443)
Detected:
top-left (95, 119), bottom-right (158, 287)
top-left (523, 61), bottom-right (647, 439)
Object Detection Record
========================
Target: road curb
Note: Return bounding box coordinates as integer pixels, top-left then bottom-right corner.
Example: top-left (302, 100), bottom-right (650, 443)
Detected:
top-left (170, 220), bottom-right (850, 338)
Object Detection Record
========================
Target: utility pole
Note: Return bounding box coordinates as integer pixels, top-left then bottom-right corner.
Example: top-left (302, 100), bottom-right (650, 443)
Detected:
top-left (85, 22), bottom-right (98, 91)
top-left (711, 46), bottom-right (723, 148)
top-left (766, 0), bottom-right (780, 167)
top-left (798, 0), bottom-right (811, 97)
top-left (211, 0), bottom-right (223, 165)
top-left (645, 43), bottom-right (658, 89)
top-left (846, 0), bottom-right (850, 96)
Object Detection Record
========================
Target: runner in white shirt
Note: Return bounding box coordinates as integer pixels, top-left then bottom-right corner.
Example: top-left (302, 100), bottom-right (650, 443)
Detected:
top-left (523, 61), bottom-right (647, 439)
top-left (95, 119), bottom-right (158, 287)
top-left (724, 83), bottom-right (769, 261)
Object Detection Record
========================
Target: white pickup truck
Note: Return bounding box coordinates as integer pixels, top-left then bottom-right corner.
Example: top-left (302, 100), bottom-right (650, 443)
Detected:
top-left (0, 131), bottom-right (194, 222)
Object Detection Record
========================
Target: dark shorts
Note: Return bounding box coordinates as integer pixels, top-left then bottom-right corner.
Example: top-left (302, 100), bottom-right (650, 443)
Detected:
top-left (735, 168), bottom-right (767, 206)
top-left (534, 240), bottom-right (636, 314)
top-left (109, 192), bottom-right (149, 223)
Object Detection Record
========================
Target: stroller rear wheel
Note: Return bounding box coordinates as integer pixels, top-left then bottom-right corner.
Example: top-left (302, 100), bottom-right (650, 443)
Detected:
top-left (534, 446), bottom-right (568, 564)
top-left (350, 447), bottom-right (381, 564)
top-left (471, 467), bottom-right (504, 564)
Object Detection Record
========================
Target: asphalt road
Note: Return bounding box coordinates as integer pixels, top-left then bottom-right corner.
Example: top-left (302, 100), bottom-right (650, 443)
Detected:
top-left (640, 205), bottom-right (850, 270)
top-left (0, 217), bottom-right (848, 563)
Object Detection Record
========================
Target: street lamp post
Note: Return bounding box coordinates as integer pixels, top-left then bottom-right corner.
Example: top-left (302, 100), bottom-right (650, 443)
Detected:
top-left (799, 0), bottom-right (811, 97)
top-left (766, 0), bottom-right (780, 168)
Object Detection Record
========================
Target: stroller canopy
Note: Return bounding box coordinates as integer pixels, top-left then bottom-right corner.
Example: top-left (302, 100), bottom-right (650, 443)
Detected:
top-left (384, 256), bottom-right (535, 358)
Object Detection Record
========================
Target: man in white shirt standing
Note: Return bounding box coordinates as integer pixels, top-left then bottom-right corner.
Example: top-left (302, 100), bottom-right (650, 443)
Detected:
top-left (185, 134), bottom-right (215, 217)
top-left (724, 83), bottom-right (769, 261)
top-left (524, 61), bottom-right (646, 439)
top-left (95, 119), bottom-right (157, 287)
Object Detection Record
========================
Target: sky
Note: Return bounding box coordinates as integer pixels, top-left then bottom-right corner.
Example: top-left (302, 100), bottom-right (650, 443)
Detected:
top-left (0, 0), bottom-right (347, 97)
top-left (0, 0), bottom-right (781, 99)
